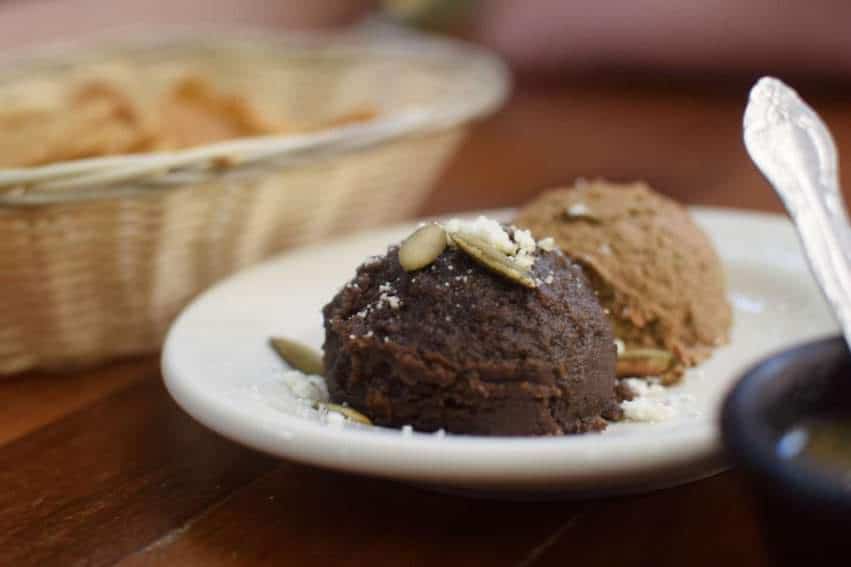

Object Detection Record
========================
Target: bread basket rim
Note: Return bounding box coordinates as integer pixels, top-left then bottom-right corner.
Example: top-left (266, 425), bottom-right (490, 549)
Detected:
top-left (0, 25), bottom-right (510, 206)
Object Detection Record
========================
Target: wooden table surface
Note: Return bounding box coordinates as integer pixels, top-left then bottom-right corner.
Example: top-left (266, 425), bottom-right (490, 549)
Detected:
top-left (4, 77), bottom-right (851, 566)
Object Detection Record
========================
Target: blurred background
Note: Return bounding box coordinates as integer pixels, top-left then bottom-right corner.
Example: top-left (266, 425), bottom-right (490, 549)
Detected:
top-left (3, 0), bottom-right (851, 374)
top-left (4, 0), bottom-right (851, 81)
top-left (3, 0), bottom-right (851, 216)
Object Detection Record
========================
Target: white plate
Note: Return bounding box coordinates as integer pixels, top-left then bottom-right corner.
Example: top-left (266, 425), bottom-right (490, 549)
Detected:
top-left (162, 208), bottom-right (837, 498)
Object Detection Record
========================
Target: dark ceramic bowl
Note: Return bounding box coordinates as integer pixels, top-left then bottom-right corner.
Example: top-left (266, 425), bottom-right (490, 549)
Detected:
top-left (722, 335), bottom-right (851, 566)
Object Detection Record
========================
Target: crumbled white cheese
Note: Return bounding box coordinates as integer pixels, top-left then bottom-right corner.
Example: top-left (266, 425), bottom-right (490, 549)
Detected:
top-left (538, 237), bottom-right (556, 251)
top-left (599, 243), bottom-right (613, 255)
top-left (280, 370), bottom-right (329, 403)
top-left (619, 378), bottom-right (684, 423)
top-left (622, 377), bottom-right (667, 397)
top-left (621, 397), bottom-right (676, 422)
top-left (443, 218), bottom-right (461, 233)
top-left (325, 411), bottom-right (346, 428)
top-left (375, 291), bottom-right (401, 310)
top-left (513, 228), bottom-right (537, 254)
top-left (544, 274), bottom-right (554, 285)
top-left (443, 216), bottom-right (517, 254)
top-left (513, 252), bottom-right (535, 270)
top-left (347, 275), bottom-right (396, 308)
top-left (566, 203), bottom-right (590, 217)
top-left (614, 339), bottom-right (625, 356)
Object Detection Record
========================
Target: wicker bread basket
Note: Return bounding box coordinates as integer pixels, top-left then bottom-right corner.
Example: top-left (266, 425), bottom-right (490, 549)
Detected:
top-left (0, 31), bottom-right (509, 374)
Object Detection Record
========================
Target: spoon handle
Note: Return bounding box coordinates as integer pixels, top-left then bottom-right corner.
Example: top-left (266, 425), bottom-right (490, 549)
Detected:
top-left (743, 77), bottom-right (851, 345)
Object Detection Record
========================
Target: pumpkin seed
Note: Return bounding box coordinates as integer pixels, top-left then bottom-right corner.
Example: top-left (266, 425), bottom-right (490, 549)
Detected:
top-left (399, 223), bottom-right (447, 271)
top-left (269, 337), bottom-right (324, 376)
top-left (450, 232), bottom-right (536, 288)
top-left (616, 348), bottom-right (674, 377)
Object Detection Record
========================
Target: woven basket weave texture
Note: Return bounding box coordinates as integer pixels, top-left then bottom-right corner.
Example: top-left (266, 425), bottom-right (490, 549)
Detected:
top-left (0, 34), bottom-right (507, 374)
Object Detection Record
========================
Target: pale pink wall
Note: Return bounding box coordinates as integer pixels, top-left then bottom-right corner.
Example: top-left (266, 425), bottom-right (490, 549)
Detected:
top-left (0, 0), bottom-right (372, 49)
top-left (472, 0), bottom-right (851, 77)
top-left (1, 0), bottom-right (850, 79)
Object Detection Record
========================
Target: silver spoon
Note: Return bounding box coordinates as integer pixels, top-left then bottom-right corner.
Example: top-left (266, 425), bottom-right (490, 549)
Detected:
top-left (743, 77), bottom-right (851, 349)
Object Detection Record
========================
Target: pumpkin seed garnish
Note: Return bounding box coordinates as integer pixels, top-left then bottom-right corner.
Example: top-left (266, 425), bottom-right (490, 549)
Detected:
top-left (616, 348), bottom-right (674, 377)
top-left (317, 402), bottom-right (372, 425)
top-left (449, 232), bottom-right (537, 288)
top-left (269, 338), bottom-right (373, 426)
top-left (269, 337), bottom-right (324, 376)
top-left (399, 223), bottom-right (447, 272)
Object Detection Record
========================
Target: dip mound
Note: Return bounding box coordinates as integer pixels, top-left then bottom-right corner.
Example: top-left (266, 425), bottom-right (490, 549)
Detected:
top-left (515, 181), bottom-right (732, 380)
top-left (322, 219), bottom-right (621, 436)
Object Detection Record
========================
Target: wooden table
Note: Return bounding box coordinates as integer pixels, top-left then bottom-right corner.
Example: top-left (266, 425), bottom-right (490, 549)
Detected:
top-left (5, 77), bottom-right (850, 566)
